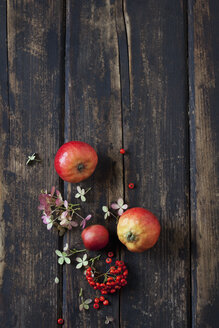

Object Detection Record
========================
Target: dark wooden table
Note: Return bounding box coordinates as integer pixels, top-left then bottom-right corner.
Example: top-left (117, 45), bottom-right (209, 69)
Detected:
top-left (0, 1), bottom-right (218, 327)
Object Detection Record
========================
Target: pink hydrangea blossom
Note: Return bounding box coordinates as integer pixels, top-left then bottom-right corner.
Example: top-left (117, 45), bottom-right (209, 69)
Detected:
top-left (111, 198), bottom-right (128, 216)
top-left (80, 214), bottom-right (92, 229)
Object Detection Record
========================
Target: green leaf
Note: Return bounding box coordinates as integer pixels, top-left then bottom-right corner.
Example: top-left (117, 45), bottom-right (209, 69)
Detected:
top-left (83, 304), bottom-right (89, 310)
top-left (79, 288), bottom-right (83, 297)
top-left (58, 257), bottom-right (64, 265)
top-left (55, 250), bottom-right (62, 257)
top-left (65, 257), bottom-right (71, 264)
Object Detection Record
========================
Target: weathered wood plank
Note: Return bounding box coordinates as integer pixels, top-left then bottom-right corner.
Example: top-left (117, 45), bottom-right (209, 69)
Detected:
top-left (189, 1), bottom-right (219, 327)
top-left (64, 1), bottom-right (123, 327)
top-left (120, 1), bottom-right (190, 327)
top-left (0, 1), bottom-right (65, 327)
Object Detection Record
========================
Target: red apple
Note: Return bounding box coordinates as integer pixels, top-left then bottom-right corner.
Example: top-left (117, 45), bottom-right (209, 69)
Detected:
top-left (54, 141), bottom-right (98, 183)
top-left (117, 207), bottom-right (161, 252)
top-left (81, 225), bottom-right (109, 251)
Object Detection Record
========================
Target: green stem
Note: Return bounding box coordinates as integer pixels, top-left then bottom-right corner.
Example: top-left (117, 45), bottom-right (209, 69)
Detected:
top-left (84, 187), bottom-right (92, 194)
top-left (74, 212), bottom-right (84, 220)
top-left (68, 249), bottom-right (86, 256)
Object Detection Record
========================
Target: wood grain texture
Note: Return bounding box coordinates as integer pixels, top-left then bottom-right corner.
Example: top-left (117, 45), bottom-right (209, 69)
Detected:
top-left (189, 0), bottom-right (219, 327)
top-left (0, 1), bottom-right (65, 327)
top-left (120, 1), bottom-right (190, 327)
top-left (64, 1), bottom-right (123, 327)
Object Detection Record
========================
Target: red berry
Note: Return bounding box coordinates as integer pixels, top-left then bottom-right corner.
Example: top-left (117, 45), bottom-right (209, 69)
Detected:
top-left (120, 148), bottom-right (126, 154)
top-left (110, 289), bottom-right (116, 293)
top-left (128, 183), bottom-right (134, 189)
top-left (118, 261), bottom-right (124, 267)
top-left (103, 300), bottom-right (109, 306)
top-left (107, 277), bottom-right (114, 281)
top-left (106, 258), bottom-right (112, 264)
top-left (123, 270), bottom-right (128, 276)
top-left (93, 303), bottom-right (99, 309)
top-left (108, 251), bottom-right (114, 257)
top-left (57, 318), bottom-right (64, 325)
top-left (99, 296), bottom-right (105, 302)
top-left (94, 298), bottom-right (100, 303)
top-left (101, 290), bottom-right (108, 295)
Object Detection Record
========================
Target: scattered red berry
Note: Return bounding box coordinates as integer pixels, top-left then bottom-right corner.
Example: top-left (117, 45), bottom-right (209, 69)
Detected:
top-left (108, 251), bottom-right (114, 257)
top-left (128, 183), bottom-right (134, 189)
top-left (99, 296), bottom-right (105, 302)
top-left (94, 298), bottom-right (100, 303)
top-left (103, 300), bottom-right (109, 306)
top-left (93, 303), bottom-right (100, 309)
top-left (57, 318), bottom-right (64, 325)
top-left (106, 258), bottom-right (112, 264)
top-left (120, 148), bottom-right (126, 154)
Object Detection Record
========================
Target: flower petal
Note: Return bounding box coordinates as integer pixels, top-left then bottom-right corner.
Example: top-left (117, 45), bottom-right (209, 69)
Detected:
top-left (79, 304), bottom-right (84, 311)
top-left (50, 186), bottom-right (56, 196)
top-left (83, 260), bottom-right (88, 266)
top-left (55, 198), bottom-right (63, 206)
top-left (117, 198), bottom-right (124, 207)
top-left (81, 195), bottom-right (86, 202)
top-left (80, 189), bottom-right (85, 195)
top-left (85, 214), bottom-right (92, 221)
top-left (63, 243), bottom-right (69, 251)
top-left (58, 257), bottom-right (64, 265)
top-left (54, 277), bottom-right (59, 284)
top-left (76, 186), bottom-right (82, 193)
top-left (83, 304), bottom-right (89, 310)
top-left (75, 193), bottom-right (80, 198)
top-left (76, 257), bottom-right (83, 262)
top-left (111, 203), bottom-right (120, 210)
top-left (76, 262), bottom-right (83, 269)
top-left (102, 206), bottom-right (108, 212)
top-left (47, 223), bottom-right (53, 230)
top-left (118, 208), bottom-right (124, 216)
top-left (122, 204), bottom-right (128, 210)
top-left (84, 299), bottom-right (92, 304)
top-left (70, 221), bottom-right (78, 227)
top-left (55, 250), bottom-right (62, 257)
top-left (104, 213), bottom-right (108, 219)
top-left (83, 254), bottom-right (87, 261)
top-left (65, 257), bottom-right (71, 264)
top-left (64, 200), bottom-right (68, 209)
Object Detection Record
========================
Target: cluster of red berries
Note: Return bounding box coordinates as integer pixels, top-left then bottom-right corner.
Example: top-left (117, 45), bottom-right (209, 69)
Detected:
top-left (93, 296), bottom-right (109, 309)
top-left (85, 252), bottom-right (128, 295)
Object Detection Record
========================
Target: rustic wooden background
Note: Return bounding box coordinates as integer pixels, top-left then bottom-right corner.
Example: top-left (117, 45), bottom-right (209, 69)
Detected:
top-left (0, 0), bottom-right (218, 327)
